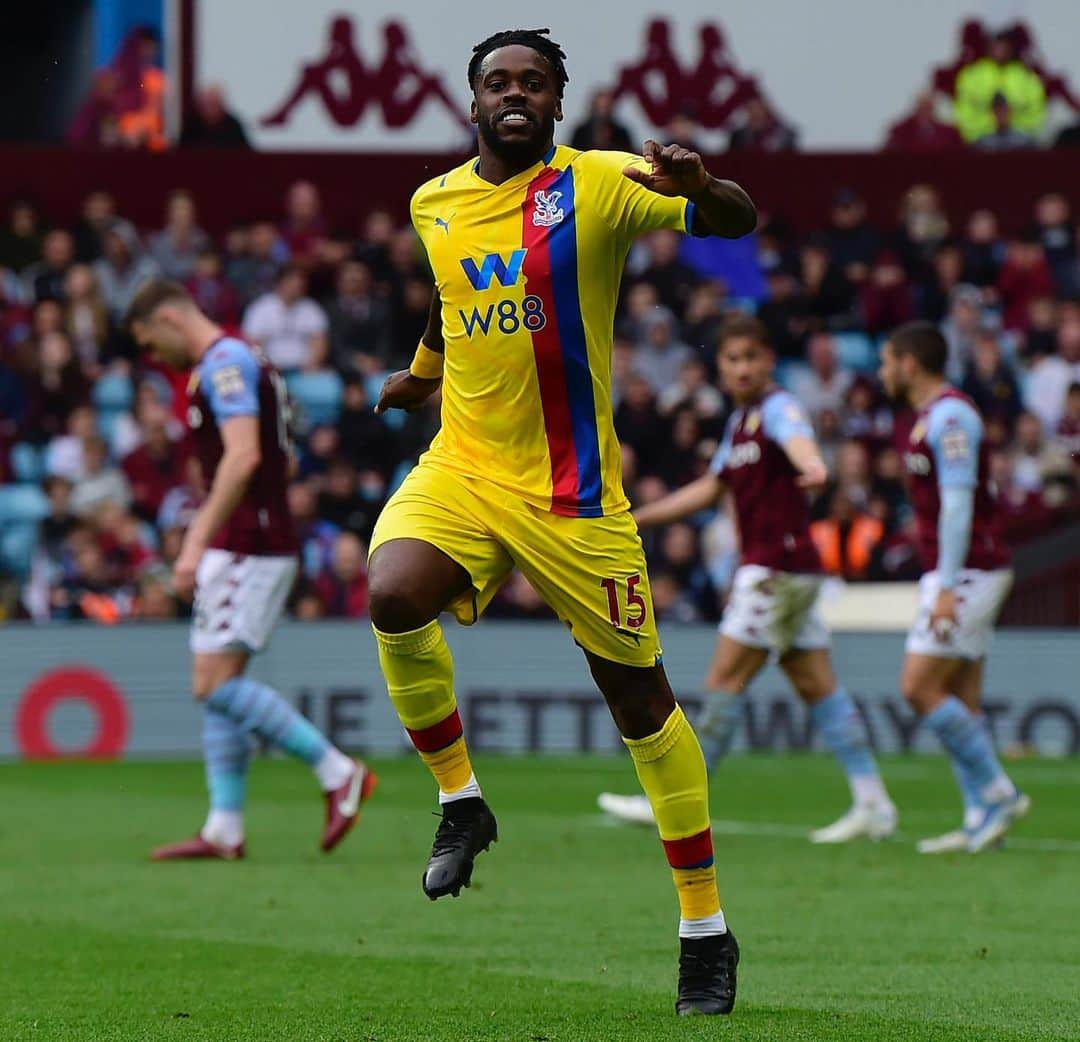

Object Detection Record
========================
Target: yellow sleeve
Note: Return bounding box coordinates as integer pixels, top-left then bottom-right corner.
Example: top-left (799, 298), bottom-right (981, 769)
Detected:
top-left (409, 183), bottom-right (432, 252)
top-left (577, 150), bottom-right (695, 240)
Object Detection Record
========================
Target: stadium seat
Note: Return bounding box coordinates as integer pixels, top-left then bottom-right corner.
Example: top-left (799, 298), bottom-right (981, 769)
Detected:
top-left (0, 522), bottom-right (39, 578)
top-left (774, 360), bottom-right (811, 393)
top-left (286, 371), bottom-right (345, 429)
top-left (93, 372), bottom-right (135, 413)
top-left (833, 332), bottom-right (878, 373)
top-left (0, 484), bottom-right (49, 525)
top-left (10, 442), bottom-right (44, 484)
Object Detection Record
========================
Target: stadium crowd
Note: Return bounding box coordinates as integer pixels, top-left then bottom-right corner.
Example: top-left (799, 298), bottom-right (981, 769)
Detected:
top-left (0, 176), bottom-right (1078, 624)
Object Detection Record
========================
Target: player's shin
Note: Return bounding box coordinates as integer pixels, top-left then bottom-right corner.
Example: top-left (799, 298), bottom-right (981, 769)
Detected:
top-left (201, 707), bottom-right (249, 847)
top-left (696, 691), bottom-right (741, 771)
top-left (809, 687), bottom-right (890, 807)
top-left (374, 620), bottom-right (480, 803)
top-left (204, 678), bottom-right (354, 790)
top-left (623, 706), bottom-right (726, 937)
top-left (924, 696), bottom-right (1016, 804)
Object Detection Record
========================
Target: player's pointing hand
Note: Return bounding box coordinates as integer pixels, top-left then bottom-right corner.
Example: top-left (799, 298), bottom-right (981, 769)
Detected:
top-left (623, 139), bottom-right (709, 198)
top-left (376, 369), bottom-right (441, 414)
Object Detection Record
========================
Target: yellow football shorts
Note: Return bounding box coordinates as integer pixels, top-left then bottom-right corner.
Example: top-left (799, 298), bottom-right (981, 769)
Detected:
top-left (369, 461), bottom-right (662, 667)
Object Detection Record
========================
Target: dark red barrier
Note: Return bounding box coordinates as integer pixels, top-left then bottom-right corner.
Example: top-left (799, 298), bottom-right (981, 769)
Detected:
top-left (3, 147), bottom-right (1079, 236)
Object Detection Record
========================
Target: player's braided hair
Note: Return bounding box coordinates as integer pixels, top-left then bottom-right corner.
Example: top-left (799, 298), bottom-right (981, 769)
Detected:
top-left (468, 28), bottom-right (569, 98)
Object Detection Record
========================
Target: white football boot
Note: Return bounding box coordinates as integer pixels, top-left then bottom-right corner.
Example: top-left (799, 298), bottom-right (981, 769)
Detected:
top-left (809, 801), bottom-right (899, 844)
top-left (597, 792), bottom-right (656, 827)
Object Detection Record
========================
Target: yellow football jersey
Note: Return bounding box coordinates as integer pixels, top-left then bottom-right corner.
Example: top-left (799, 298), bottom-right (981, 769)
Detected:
top-left (411, 145), bottom-right (696, 518)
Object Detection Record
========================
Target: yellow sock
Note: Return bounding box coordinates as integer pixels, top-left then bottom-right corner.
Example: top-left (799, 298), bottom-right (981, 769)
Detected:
top-left (624, 706), bottom-right (721, 921)
top-left (374, 621), bottom-right (475, 796)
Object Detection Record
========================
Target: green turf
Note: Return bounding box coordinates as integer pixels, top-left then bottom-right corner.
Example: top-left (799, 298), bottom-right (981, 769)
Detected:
top-left (2, 754), bottom-right (1079, 1041)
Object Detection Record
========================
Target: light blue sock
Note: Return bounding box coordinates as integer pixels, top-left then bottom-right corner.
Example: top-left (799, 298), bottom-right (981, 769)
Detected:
top-left (950, 713), bottom-right (990, 828)
top-left (810, 688), bottom-right (886, 804)
top-left (203, 707), bottom-right (249, 811)
top-left (925, 697), bottom-right (1014, 801)
top-left (207, 677), bottom-right (330, 766)
top-left (697, 691), bottom-right (742, 771)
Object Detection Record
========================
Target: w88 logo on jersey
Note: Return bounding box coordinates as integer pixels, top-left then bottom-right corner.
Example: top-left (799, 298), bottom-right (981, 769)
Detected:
top-left (458, 296), bottom-right (547, 338)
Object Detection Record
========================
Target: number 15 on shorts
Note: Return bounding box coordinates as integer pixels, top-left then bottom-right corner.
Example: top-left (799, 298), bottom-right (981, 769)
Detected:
top-left (601, 574), bottom-right (647, 629)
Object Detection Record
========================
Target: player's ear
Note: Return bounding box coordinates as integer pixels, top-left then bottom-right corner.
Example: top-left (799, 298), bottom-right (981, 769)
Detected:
top-left (470, 98), bottom-right (478, 125)
top-left (554, 97), bottom-right (564, 122)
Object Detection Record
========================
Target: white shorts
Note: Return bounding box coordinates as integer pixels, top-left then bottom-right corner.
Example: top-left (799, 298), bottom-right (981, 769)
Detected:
top-left (190, 549), bottom-right (298, 655)
top-left (905, 568), bottom-right (1013, 661)
top-left (719, 564), bottom-right (830, 655)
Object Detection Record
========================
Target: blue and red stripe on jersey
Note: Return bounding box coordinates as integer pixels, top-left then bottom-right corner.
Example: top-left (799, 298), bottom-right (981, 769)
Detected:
top-left (406, 708), bottom-right (464, 753)
top-left (662, 828), bottom-right (715, 870)
top-left (521, 163), bottom-right (603, 518)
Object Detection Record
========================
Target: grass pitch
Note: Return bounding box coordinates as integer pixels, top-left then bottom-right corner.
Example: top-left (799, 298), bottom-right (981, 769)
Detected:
top-left (2, 754), bottom-right (1079, 1041)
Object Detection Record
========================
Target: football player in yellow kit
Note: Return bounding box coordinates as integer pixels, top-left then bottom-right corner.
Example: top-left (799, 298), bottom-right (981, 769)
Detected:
top-left (368, 27), bottom-right (755, 1016)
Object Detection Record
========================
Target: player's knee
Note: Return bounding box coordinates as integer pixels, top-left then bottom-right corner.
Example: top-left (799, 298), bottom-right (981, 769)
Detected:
top-left (704, 667), bottom-right (749, 695)
top-left (368, 578), bottom-right (430, 633)
top-left (900, 672), bottom-right (939, 714)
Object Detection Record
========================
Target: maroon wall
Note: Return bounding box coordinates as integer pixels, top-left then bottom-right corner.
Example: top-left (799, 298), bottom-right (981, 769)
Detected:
top-left (3, 147), bottom-right (1080, 236)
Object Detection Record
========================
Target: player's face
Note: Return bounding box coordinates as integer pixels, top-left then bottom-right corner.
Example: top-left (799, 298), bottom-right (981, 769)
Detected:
top-left (878, 340), bottom-right (909, 402)
top-left (472, 45), bottom-right (562, 163)
top-left (719, 336), bottom-right (772, 402)
top-left (131, 307), bottom-right (189, 369)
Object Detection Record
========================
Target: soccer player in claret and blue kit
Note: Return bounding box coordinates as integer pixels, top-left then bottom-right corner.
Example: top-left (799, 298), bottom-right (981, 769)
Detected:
top-left (879, 321), bottom-right (1030, 854)
top-left (598, 316), bottom-right (899, 843)
top-left (367, 27), bottom-right (756, 1015)
top-left (127, 280), bottom-right (377, 861)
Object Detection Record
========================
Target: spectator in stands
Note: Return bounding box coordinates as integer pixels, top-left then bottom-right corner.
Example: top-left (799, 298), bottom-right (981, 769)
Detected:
top-left (70, 435), bottom-right (132, 517)
top-left (280, 180), bottom-right (327, 267)
top-left (184, 249), bottom-right (240, 327)
top-left (148, 190), bottom-right (210, 281)
top-left (917, 242), bottom-right (964, 323)
top-left (317, 456), bottom-right (379, 543)
top-left (354, 209), bottom-right (396, 286)
top-left (326, 260), bottom-right (392, 374)
top-left (337, 374), bottom-right (396, 477)
top-left (570, 88), bottom-right (634, 152)
top-left (955, 30), bottom-right (1046, 142)
top-left (681, 281), bottom-right (726, 361)
top-left (615, 373), bottom-right (667, 476)
top-left (811, 486), bottom-right (884, 582)
top-left (791, 333), bottom-right (853, 430)
top-left (24, 332), bottom-right (89, 445)
top-left (1054, 119), bottom-right (1080, 148)
top-left (314, 531), bottom-right (369, 619)
top-left (756, 265), bottom-right (809, 359)
top-left (997, 233), bottom-right (1054, 331)
top-left (834, 440), bottom-right (872, 509)
top-left (288, 478), bottom-right (339, 581)
top-left (393, 276), bottom-right (434, 367)
top-left (961, 330), bottom-right (1023, 436)
top-left (242, 264), bottom-right (329, 374)
top-left (665, 111), bottom-right (704, 153)
top-left (63, 265), bottom-right (110, 373)
top-left (728, 94), bottom-right (797, 152)
top-left (1011, 410), bottom-right (1072, 494)
top-left (133, 566), bottom-right (178, 620)
top-left (121, 397), bottom-right (188, 520)
top-left (1024, 304), bottom-right (1080, 430)
top-left (799, 239), bottom-right (855, 325)
top-left (1055, 383), bottom-right (1080, 463)
top-left (92, 219), bottom-right (161, 322)
top-left (44, 404), bottom-right (95, 480)
top-left (179, 84), bottom-right (251, 148)
top-left (633, 307), bottom-right (693, 393)
top-left (859, 251), bottom-right (914, 335)
top-left (636, 230), bottom-right (699, 319)
top-left (884, 91), bottom-right (964, 152)
top-left (67, 70), bottom-right (121, 148)
top-left (841, 376), bottom-right (893, 455)
top-left (960, 209), bottom-right (1004, 288)
top-left (974, 93), bottom-right (1037, 150)
top-left (616, 281), bottom-right (660, 342)
top-left (72, 190), bottom-right (115, 264)
top-left (1033, 193), bottom-right (1077, 295)
top-left (0, 198), bottom-right (42, 273)
top-left (895, 184), bottom-right (950, 283)
top-left (823, 189), bottom-right (879, 285)
top-left (225, 220), bottom-right (287, 307)
top-left (940, 284), bottom-right (984, 381)
top-left (657, 357), bottom-right (724, 423)
top-left (24, 230), bottom-right (75, 303)
top-left (112, 26), bottom-right (167, 152)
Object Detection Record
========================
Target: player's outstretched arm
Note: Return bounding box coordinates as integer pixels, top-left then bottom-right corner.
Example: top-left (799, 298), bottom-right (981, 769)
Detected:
top-left (632, 473), bottom-right (724, 529)
top-left (781, 434), bottom-right (829, 492)
top-left (172, 416), bottom-right (261, 598)
top-left (376, 287), bottom-right (444, 414)
top-left (623, 139), bottom-right (756, 238)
